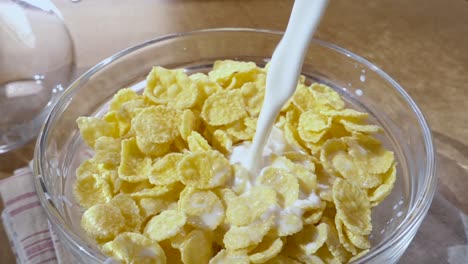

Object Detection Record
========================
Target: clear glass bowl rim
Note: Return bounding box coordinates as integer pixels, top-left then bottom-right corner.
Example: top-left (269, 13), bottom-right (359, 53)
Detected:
top-left (33, 28), bottom-right (437, 263)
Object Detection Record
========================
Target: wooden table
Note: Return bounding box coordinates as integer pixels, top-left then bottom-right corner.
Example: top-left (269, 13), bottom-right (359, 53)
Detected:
top-left (1, 0), bottom-right (467, 263)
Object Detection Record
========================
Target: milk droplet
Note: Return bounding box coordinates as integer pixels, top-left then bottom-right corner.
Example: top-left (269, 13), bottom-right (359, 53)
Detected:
top-left (360, 74), bottom-right (366, 82)
top-left (355, 89), bottom-right (363, 96)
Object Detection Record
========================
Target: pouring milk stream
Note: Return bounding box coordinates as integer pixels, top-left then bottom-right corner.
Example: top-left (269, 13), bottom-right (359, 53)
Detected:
top-left (244, 0), bottom-right (329, 176)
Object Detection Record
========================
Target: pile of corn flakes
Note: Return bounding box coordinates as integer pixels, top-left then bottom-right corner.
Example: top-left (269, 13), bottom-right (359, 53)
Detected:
top-left (75, 60), bottom-right (396, 264)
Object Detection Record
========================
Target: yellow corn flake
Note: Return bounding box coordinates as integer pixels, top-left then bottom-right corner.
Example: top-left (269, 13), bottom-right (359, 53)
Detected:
top-left (132, 105), bottom-right (180, 144)
top-left (283, 151), bottom-right (318, 172)
top-left (230, 164), bottom-right (251, 195)
top-left (81, 204), bottom-right (125, 242)
top-left (109, 194), bottom-right (142, 233)
top-left (299, 110), bottom-right (332, 133)
top-left (179, 150), bottom-right (232, 189)
top-left (180, 230), bottom-right (213, 264)
top-left (109, 88), bottom-right (141, 111)
top-left (330, 150), bottom-right (382, 189)
top-left (310, 83), bottom-right (345, 110)
top-left (178, 109), bottom-right (198, 141)
top-left (223, 216), bottom-right (274, 251)
top-left (187, 131), bottom-right (212, 152)
top-left (179, 187), bottom-right (224, 230)
top-left (271, 155), bottom-right (317, 194)
top-left (249, 237), bottom-right (283, 263)
top-left (201, 89), bottom-right (247, 126)
top-left (74, 171), bottom-right (113, 208)
top-left (224, 117), bottom-right (256, 142)
top-left (303, 200), bottom-right (327, 225)
top-left (137, 197), bottom-right (172, 219)
top-left (136, 136), bottom-right (171, 157)
top-left (291, 84), bottom-right (316, 112)
top-left (144, 209), bottom-right (186, 241)
top-left (214, 188), bottom-right (238, 208)
top-left (284, 112), bottom-right (307, 153)
top-left (320, 108), bottom-right (368, 120)
top-left (241, 82), bottom-right (264, 117)
top-left (94, 137), bottom-right (121, 168)
top-left (345, 134), bottom-right (394, 174)
top-left (340, 119), bottom-right (382, 134)
top-left (208, 60), bottom-right (259, 87)
top-left (320, 217), bottom-right (351, 263)
top-left (77, 117), bottom-right (119, 148)
top-left (104, 111), bottom-right (131, 137)
top-left (144, 66), bottom-right (199, 109)
top-left (333, 178), bottom-right (372, 235)
top-left (127, 183), bottom-right (170, 198)
top-left (314, 246), bottom-right (342, 264)
top-left (320, 138), bottom-right (347, 177)
top-left (282, 240), bottom-right (324, 264)
top-left (189, 72), bottom-right (223, 103)
top-left (278, 212), bottom-right (303, 237)
top-left (119, 138), bottom-right (153, 182)
top-left (369, 163), bottom-right (397, 206)
top-left (256, 167), bottom-right (299, 207)
top-left (226, 186), bottom-right (277, 226)
top-left (345, 228), bottom-right (370, 250)
top-left (291, 222), bottom-right (328, 255)
top-left (335, 216), bottom-right (357, 255)
top-left (209, 249), bottom-right (250, 264)
top-left (101, 232), bottom-right (167, 264)
top-left (348, 249), bottom-right (370, 262)
top-left (149, 153), bottom-right (184, 186)
top-left (212, 129), bottom-right (233, 154)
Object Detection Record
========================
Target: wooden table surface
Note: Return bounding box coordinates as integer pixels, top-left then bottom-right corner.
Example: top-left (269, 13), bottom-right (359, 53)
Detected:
top-left (1, 0), bottom-right (467, 263)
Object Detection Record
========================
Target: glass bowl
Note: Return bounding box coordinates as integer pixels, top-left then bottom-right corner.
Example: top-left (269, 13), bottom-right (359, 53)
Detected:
top-left (33, 28), bottom-right (436, 263)
top-left (0, 0), bottom-right (75, 153)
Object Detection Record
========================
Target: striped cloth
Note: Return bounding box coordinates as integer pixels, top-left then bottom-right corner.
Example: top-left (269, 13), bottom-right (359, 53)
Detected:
top-left (0, 167), bottom-right (71, 264)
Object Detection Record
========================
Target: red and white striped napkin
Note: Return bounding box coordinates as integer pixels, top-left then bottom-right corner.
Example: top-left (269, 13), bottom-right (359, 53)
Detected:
top-left (0, 167), bottom-right (71, 264)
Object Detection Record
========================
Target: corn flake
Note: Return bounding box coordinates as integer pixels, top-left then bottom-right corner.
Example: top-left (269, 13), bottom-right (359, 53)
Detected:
top-left (223, 216), bottom-right (274, 251)
top-left (74, 169), bottom-right (113, 208)
top-left (369, 163), bottom-right (397, 206)
top-left (149, 153), bottom-right (184, 186)
top-left (187, 131), bottom-right (212, 152)
top-left (241, 82), bottom-right (264, 117)
top-left (335, 216), bottom-right (357, 255)
top-left (333, 178), bottom-right (372, 235)
top-left (226, 186), bottom-right (277, 226)
top-left (249, 237), bottom-right (283, 263)
top-left (144, 209), bottom-right (186, 241)
top-left (119, 138), bottom-right (153, 182)
top-left (144, 66), bottom-right (199, 109)
top-left (209, 249), bottom-right (249, 264)
top-left (81, 204), bottom-right (125, 242)
top-left (102, 232), bottom-right (167, 264)
top-left (179, 187), bottom-right (224, 230)
top-left (310, 83), bottom-right (345, 110)
top-left (178, 109), bottom-right (198, 141)
top-left (201, 89), bottom-right (247, 126)
top-left (208, 60), bottom-right (259, 87)
top-left (109, 194), bottom-right (142, 233)
top-left (77, 117), bottom-right (119, 148)
top-left (212, 129), bottom-right (233, 154)
top-left (94, 137), bottom-right (121, 168)
top-left (256, 167), bottom-right (299, 207)
top-left (179, 150), bottom-right (232, 189)
top-left (132, 105), bottom-right (180, 144)
top-left (291, 222), bottom-right (328, 255)
top-left (180, 230), bottom-right (213, 264)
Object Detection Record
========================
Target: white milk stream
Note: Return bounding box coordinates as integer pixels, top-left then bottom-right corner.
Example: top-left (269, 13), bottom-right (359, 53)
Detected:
top-left (244, 0), bottom-right (328, 175)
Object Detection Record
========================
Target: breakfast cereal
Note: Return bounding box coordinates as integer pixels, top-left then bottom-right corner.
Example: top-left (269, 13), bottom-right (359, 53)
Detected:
top-left (74, 60), bottom-right (396, 264)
